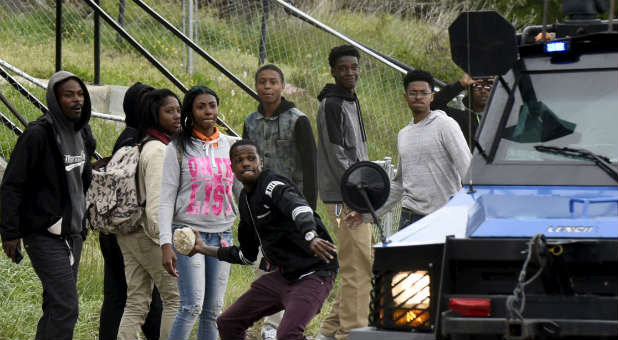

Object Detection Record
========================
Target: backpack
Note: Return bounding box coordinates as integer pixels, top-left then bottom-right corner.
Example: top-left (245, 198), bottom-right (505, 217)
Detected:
top-left (86, 140), bottom-right (151, 234)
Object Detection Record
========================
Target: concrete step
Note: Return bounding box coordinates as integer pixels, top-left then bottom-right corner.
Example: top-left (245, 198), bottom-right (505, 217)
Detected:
top-left (1, 75), bottom-right (128, 119)
top-left (87, 84), bottom-right (128, 118)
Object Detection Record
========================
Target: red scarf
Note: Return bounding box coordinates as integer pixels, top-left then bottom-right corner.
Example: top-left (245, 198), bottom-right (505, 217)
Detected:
top-left (147, 128), bottom-right (171, 145)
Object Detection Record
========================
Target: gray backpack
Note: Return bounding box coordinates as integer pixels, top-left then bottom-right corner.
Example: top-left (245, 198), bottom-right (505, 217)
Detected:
top-left (86, 142), bottom-right (148, 234)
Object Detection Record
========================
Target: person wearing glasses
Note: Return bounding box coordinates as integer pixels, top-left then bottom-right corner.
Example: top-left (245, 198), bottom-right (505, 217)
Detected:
top-left (348, 69), bottom-right (471, 231)
top-left (431, 73), bottom-right (495, 148)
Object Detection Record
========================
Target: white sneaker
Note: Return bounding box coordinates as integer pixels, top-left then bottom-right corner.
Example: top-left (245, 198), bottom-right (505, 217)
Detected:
top-left (261, 324), bottom-right (277, 340)
top-left (315, 333), bottom-right (336, 340)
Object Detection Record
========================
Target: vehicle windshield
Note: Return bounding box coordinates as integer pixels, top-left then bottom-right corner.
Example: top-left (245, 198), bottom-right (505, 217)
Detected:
top-left (494, 69), bottom-right (618, 163)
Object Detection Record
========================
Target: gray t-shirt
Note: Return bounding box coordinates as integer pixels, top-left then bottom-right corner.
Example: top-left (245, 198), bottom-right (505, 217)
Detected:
top-left (377, 110), bottom-right (471, 217)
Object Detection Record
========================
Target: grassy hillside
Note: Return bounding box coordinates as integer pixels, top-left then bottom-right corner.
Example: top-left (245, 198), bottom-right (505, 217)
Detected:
top-left (0, 1), bottom-right (464, 338)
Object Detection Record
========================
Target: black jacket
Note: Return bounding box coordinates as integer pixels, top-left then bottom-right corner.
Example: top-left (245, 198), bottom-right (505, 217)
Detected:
top-left (316, 84), bottom-right (368, 203)
top-left (218, 169), bottom-right (338, 281)
top-left (0, 118), bottom-right (95, 241)
top-left (432, 81), bottom-right (480, 148)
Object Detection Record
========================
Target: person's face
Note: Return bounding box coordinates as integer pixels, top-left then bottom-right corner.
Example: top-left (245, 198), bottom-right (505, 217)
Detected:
top-left (230, 145), bottom-right (263, 186)
top-left (56, 78), bottom-right (84, 121)
top-left (404, 81), bottom-right (434, 115)
top-left (255, 69), bottom-right (284, 105)
top-left (192, 93), bottom-right (218, 135)
top-left (470, 79), bottom-right (493, 111)
top-left (331, 55), bottom-right (360, 91)
top-left (158, 96), bottom-right (181, 134)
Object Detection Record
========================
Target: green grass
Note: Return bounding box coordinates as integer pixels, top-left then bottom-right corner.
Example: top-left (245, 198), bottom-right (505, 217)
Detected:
top-left (1, 1), bottom-right (464, 338)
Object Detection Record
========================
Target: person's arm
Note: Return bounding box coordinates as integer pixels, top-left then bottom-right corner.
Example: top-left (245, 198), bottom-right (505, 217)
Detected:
top-left (80, 124), bottom-right (97, 193)
top-left (241, 122), bottom-right (248, 139)
top-left (322, 98), bottom-right (355, 184)
top-left (294, 115), bottom-right (318, 210)
top-left (158, 142), bottom-right (182, 277)
top-left (1, 127), bottom-right (43, 261)
top-left (193, 218), bottom-right (259, 264)
top-left (141, 142), bottom-right (165, 238)
top-left (375, 159), bottom-right (405, 217)
top-left (432, 81), bottom-right (465, 110)
top-left (266, 178), bottom-right (336, 262)
top-left (441, 119), bottom-right (472, 180)
top-left (348, 158), bottom-right (404, 226)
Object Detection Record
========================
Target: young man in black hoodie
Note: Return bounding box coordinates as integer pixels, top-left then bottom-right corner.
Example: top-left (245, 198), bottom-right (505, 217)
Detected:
top-left (189, 139), bottom-right (337, 340)
top-left (315, 45), bottom-right (372, 340)
top-left (1, 70), bottom-right (93, 339)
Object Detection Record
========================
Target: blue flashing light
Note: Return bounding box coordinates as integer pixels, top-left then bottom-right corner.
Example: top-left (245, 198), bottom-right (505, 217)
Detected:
top-left (545, 41), bottom-right (568, 53)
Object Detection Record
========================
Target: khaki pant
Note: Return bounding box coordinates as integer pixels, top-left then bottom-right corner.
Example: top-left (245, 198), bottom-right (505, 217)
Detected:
top-left (116, 231), bottom-right (180, 340)
top-left (319, 203), bottom-right (373, 340)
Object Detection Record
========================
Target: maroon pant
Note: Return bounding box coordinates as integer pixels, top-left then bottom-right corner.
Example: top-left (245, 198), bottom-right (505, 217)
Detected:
top-left (217, 270), bottom-right (334, 340)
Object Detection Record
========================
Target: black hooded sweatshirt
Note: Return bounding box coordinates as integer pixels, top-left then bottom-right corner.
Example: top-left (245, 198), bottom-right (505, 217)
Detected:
top-left (113, 82), bottom-right (154, 153)
top-left (0, 71), bottom-right (92, 241)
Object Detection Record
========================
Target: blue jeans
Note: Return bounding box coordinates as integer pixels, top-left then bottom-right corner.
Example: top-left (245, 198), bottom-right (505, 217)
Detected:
top-left (399, 208), bottom-right (425, 231)
top-left (169, 226), bottom-right (232, 340)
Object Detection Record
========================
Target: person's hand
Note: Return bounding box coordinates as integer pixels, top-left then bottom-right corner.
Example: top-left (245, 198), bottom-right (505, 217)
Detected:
top-left (459, 73), bottom-right (477, 87)
top-left (2, 239), bottom-right (21, 263)
top-left (309, 238), bottom-right (337, 263)
top-left (161, 243), bottom-right (179, 277)
top-left (188, 229), bottom-right (219, 258)
top-left (188, 229), bottom-right (204, 257)
top-left (344, 211), bottom-right (363, 228)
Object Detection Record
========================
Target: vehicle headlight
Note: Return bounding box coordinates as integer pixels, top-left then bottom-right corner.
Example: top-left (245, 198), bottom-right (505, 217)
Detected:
top-left (372, 270), bottom-right (432, 331)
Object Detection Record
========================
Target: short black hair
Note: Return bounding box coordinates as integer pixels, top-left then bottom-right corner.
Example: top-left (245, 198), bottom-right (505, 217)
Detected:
top-left (139, 88), bottom-right (180, 136)
top-left (255, 64), bottom-right (284, 83)
top-left (403, 69), bottom-right (434, 90)
top-left (328, 45), bottom-right (360, 68)
top-left (230, 139), bottom-right (261, 158)
top-left (123, 82), bottom-right (154, 128)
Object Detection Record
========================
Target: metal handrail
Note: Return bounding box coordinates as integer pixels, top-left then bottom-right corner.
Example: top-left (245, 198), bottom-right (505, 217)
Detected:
top-left (0, 110), bottom-right (23, 136)
top-left (0, 63), bottom-right (103, 159)
top-left (0, 59), bottom-right (47, 89)
top-left (81, 0), bottom-right (186, 92)
top-left (0, 59), bottom-right (124, 122)
top-left (81, 0), bottom-right (240, 136)
top-left (272, 0), bottom-right (446, 87)
top-left (131, 0), bottom-right (259, 102)
top-left (0, 64), bottom-right (48, 114)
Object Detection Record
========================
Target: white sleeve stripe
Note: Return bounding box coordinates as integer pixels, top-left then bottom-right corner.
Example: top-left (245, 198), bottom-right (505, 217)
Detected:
top-left (265, 181), bottom-right (285, 198)
top-left (238, 250), bottom-right (254, 265)
top-left (292, 206), bottom-right (313, 221)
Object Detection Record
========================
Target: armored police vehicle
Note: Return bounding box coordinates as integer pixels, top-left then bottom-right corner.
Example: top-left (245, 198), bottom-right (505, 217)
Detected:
top-left (349, 1), bottom-right (618, 339)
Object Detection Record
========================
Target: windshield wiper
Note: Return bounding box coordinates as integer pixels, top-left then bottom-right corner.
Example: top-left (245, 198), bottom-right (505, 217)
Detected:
top-left (535, 145), bottom-right (618, 184)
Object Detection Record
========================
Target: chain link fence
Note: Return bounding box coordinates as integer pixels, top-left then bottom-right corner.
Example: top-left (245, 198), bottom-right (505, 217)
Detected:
top-left (0, 0), bottom-right (476, 238)
top-left (1, 0), bottom-right (466, 158)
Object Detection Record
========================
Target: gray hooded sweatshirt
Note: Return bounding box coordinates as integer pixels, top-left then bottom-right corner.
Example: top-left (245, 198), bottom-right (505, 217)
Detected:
top-left (316, 84), bottom-right (368, 203)
top-left (158, 134), bottom-right (240, 246)
top-left (45, 71), bottom-right (92, 234)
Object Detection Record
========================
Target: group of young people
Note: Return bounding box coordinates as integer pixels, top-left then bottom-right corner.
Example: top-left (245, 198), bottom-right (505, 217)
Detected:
top-left (1, 43), bottom-right (489, 340)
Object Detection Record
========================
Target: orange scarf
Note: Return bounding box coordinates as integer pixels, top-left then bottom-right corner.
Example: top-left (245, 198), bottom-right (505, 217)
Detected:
top-left (192, 127), bottom-right (219, 147)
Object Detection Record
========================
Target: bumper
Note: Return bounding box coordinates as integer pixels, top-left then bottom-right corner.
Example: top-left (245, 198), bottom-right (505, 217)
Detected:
top-left (349, 327), bottom-right (435, 340)
top-left (441, 316), bottom-right (618, 339)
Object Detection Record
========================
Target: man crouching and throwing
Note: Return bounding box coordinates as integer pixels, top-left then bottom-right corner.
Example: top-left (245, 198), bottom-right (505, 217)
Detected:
top-left (189, 139), bottom-right (338, 340)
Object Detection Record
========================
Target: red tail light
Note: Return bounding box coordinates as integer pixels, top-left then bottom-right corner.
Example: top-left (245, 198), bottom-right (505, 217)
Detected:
top-left (448, 298), bottom-right (491, 317)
